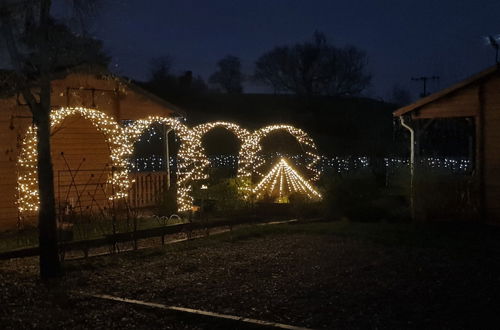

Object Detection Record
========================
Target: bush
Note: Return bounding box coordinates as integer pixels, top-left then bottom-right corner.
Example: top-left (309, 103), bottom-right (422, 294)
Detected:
top-left (156, 183), bottom-right (178, 217)
top-left (321, 168), bottom-right (409, 222)
top-left (289, 193), bottom-right (322, 219)
top-left (192, 178), bottom-right (250, 216)
top-left (413, 167), bottom-right (479, 221)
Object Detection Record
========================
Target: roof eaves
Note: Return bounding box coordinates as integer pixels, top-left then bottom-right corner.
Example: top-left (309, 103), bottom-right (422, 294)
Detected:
top-left (393, 64), bottom-right (500, 117)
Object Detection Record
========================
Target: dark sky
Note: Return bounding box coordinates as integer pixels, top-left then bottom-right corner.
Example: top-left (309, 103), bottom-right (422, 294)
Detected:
top-left (71, 1), bottom-right (500, 99)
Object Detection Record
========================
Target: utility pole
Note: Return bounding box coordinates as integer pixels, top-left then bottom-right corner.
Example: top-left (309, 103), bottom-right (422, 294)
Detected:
top-left (411, 76), bottom-right (440, 98)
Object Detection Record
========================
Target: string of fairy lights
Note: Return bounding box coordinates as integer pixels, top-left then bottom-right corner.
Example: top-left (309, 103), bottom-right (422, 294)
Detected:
top-left (17, 109), bottom-right (323, 216)
top-left (124, 116), bottom-right (209, 211)
top-left (192, 122), bottom-right (255, 197)
top-left (253, 158), bottom-right (322, 202)
top-left (126, 155), bottom-right (470, 173)
top-left (17, 107), bottom-right (132, 214)
top-left (250, 125), bottom-right (321, 181)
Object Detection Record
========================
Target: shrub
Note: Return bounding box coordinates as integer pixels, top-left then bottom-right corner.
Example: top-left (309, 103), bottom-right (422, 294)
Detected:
top-left (413, 167), bottom-right (478, 221)
top-left (289, 193), bottom-right (322, 219)
top-left (192, 178), bottom-right (250, 216)
top-left (321, 168), bottom-right (409, 222)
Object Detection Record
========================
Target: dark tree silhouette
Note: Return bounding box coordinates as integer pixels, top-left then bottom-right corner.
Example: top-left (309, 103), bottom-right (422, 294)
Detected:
top-left (0, 0), bottom-right (108, 280)
top-left (149, 56), bottom-right (173, 84)
top-left (390, 84), bottom-right (412, 106)
top-left (209, 55), bottom-right (244, 94)
top-left (254, 32), bottom-right (371, 97)
top-left (147, 57), bottom-right (207, 99)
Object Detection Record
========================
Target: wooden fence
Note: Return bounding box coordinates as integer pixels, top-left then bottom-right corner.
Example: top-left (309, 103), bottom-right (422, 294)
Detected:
top-left (127, 172), bottom-right (168, 208)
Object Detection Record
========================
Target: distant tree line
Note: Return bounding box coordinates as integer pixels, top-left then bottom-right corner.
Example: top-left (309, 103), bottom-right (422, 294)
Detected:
top-left (209, 55), bottom-right (244, 94)
top-left (146, 31), bottom-right (372, 99)
top-left (145, 56), bottom-right (208, 100)
top-left (253, 32), bottom-right (371, 97)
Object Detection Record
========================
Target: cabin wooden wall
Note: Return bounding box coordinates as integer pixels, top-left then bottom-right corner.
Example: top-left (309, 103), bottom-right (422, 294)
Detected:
top-left (482, 73), bottom-right (500, 224)
top-left (50, 72), bottom-right (176, 120)
top-left (411, 84), bottom-right (479, 119)
top-left (0, 71), bottom-right (177, 230)
top-left (406, 71), bottom-right (500, 224)
top-left (51, 114), bottom-right (112, 218)
top-left (0, 99), bottom-right (30, 229)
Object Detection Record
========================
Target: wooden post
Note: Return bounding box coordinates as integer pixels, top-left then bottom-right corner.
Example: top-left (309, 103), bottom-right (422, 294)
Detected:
top-left (476, 83), bottom-right (486, 222)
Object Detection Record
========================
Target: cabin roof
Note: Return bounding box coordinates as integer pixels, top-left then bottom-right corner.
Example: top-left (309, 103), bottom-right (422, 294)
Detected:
top-left (59, 65), bottom-right (187, 118)
top-left (393, 64), bottom-right (500, 117)
top-left (0, 65), bottom-right (186, 118)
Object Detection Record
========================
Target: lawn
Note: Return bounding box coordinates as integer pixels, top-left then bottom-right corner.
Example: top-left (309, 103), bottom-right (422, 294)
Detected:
top-left (1, 220), bottom-right (500, 329)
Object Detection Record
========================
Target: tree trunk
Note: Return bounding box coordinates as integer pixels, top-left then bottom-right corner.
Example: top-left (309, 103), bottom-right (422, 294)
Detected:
top-left (34, 108), bottom-right (62, 279)
top-left (1, 0), bottom-right (61, 279)
top-left (36, 0), bottom-right (61, 280)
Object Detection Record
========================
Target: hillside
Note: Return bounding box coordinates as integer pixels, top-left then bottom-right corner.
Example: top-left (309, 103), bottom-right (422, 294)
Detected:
top-left (166, 93), bottom-right (400, 157)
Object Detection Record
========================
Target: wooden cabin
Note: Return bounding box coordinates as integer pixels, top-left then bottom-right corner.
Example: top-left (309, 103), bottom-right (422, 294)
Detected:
top-left (0, 67), bottom-right (180, 230)
top-left (394, 64), bottom-right (500, 223)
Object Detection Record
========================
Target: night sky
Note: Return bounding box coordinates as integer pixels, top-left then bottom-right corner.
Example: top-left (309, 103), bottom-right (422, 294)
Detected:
top-left (48, 0), bottom-right (500, 99)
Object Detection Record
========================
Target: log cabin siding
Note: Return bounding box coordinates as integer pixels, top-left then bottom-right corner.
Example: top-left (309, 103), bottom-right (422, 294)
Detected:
top-left (0, 71), bottom-right (178, 230)
top-left (51, 114), bottom-right (112, 216)
top-left (411, 84), bottom-right (479, 119)
top-left (0, 99), bottom-right (28, 229)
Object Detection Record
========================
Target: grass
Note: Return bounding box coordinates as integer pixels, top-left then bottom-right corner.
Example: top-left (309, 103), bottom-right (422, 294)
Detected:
top-left (103, 219), bottom-right (500, 264)
top-left (4, 218), bottom-right (500, 329)
top-left (3, 216), bottom-right (497, 256)
top-left (0, 215), bottom-right (188, 253)
top-left (201, 220), bottom-right (497, 247)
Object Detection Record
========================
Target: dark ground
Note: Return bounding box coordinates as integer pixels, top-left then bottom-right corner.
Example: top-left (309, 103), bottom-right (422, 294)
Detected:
top-left (1, 220), bottom-right (500, 329)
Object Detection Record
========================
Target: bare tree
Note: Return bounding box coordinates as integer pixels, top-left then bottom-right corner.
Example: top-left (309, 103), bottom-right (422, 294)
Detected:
top-left (146, 56), bottom-right (207, 99)
top-left (254, 32), bottom-right (371, 97)
top-left (149, 55), bottom-right (173, 83)
top-left (0, 0), bottom-right (107, 280)
top-left (209, 55), bottom-right (244, 94)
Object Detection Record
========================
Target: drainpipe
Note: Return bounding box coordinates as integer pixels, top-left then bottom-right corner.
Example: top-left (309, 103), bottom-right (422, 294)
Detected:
top-left (399, 116), bottom-right (416, 221)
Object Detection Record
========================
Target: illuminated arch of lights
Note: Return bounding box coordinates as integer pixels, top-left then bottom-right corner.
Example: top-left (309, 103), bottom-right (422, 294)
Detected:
top-left (17, 107), bottom-right (132, 215)
top-left (17, 109), bottom-right (322, 215)
top-left (124, 116), bottom-right (208, 211)
top-left (192, 121), bottom-right (253, 195)
top-left (247, 125), bottom-right (321, 182)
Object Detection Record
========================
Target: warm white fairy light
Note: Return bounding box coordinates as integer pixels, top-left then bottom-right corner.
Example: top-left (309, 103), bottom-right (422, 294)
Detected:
top-left (192, 121), bottom-right (253, 196)
top-left (125, 116), bottom-right (208, 211)
top-left (17, 110), bottom-right (323, 215)
top-left (245, 125), bottom-right (321, 181)
top-left (253, 158), bottom-right (322, 201)
top-left (17, 125), bottom-right (39, 213)
top-left (17, 107), bottom-right (133, 215)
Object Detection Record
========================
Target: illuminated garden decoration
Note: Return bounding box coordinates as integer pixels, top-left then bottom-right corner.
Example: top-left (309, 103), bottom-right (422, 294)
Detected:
top-left (192, 121), bottom-right (253, 196)
top-left (247, 125), bottom-right (321, 181)
top-left (253, 158), bottom-right (322, 202)
top-left (124, 116), bottom-right (209, 212)
top-left (17, 107), bottom-right (133, 215)
top-left (191, 123), bottom-right (322, 199)
top-left (17, 109), bottom-right (322, 215)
